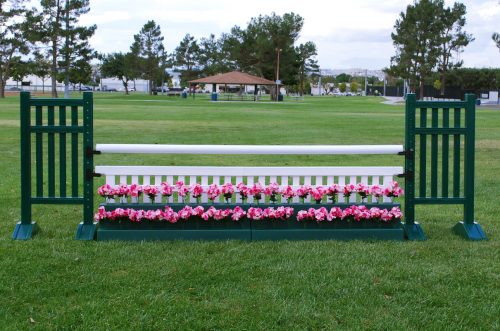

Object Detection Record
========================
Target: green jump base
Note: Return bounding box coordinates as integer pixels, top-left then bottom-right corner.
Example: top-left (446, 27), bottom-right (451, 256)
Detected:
top-left (12, 221), bottom-right (39, 240)
top-left (453, 221), bottom-right (487, 241)
top-left (403, 222), bottom-right (427, 241)
top-left (252, 228), bottom-right (404, 241)
top-left (75, 222), bottom-right (98, 241)
top-left (96, 221), bottom-right (404, 241)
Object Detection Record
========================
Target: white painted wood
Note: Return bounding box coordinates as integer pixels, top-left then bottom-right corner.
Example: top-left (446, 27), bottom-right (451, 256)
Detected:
top-left (177, 175), bottom-right (185, 203)
top-left (292, 176), bottom-right (300, 203)
top-left (338, 176), bottom-right (345, 203)
top-left (383, 175), bottom-right (393, 203)
top-left (96, 144), bottom-right (404, 155)
top-left (280, 176), bottom-right (288, 203)
top-left (246, 176), bottom-right (254, 203)
top-left (201, 175), bottom-right (208, 203)
top-left (154, 176), bottom-right (162, 203)
top-left (95, 166), bottom-right (403, 177)
top-left (304, 176), bottom-right (311, 203)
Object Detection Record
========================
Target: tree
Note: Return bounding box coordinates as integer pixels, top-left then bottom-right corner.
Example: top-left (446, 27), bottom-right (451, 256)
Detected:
top-left (0, 0), bottom-right (32, 98)
top-left (493, 33), bottom-right (500, 51)
top-left (436, 2), bottom-right (473, 95)
top-left (174, 33), bottom-right (200, 85)
top-left (339, 82), bottom-right (346, 93)
top-left (101, 52), bottom-right (139, 94)
top-left (36, 0), bottom-right (96, 97)
top-left (335, 73), bottom-right (351, 83)
top-left (32, 52), bottom-right (51, 93)
top-left (296, 41), bottom-right (319, 96)
top-left (390, 0), bottom-right (443, 99)
top-left (350, 82), bottom-right (359, 93)
top-left (131, 20), bottom-right (165, 94)
top-left (225, 12), bottom-right (304, 87)
top-left (198, 33), bottom-right (234, 76)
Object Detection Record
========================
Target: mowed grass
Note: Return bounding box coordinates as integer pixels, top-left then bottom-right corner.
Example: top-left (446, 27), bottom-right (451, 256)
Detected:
top-left (0, 92), bottom-right (499, 330)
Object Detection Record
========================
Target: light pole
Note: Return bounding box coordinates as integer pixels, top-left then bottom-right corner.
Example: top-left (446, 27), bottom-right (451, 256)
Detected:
top-left (276, 48), bottom-right (282, 101)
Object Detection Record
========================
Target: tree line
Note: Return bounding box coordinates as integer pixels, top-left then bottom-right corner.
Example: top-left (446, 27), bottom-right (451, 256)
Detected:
top-left (1, 1), bottom-right (319, 98)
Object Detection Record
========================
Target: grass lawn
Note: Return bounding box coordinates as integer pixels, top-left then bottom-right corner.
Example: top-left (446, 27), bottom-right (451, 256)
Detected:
top-left (0, 92), bottom-right (499, 330)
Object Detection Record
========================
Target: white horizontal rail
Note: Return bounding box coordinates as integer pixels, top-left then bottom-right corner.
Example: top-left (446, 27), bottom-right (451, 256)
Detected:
top-left (95, 166), bottom-right (404, 177)
top-left (95, 144), bottom-right (404, 155)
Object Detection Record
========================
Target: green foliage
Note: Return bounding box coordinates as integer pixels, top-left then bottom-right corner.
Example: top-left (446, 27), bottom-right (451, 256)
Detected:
top-left (101, 52), bottom-right (139, 94)
top-left (36, 0), bottom-right (96, 97)
top-left (0, 0), bottom-right (32, 97)
top-left (493, 32), bottom-right (500, 51)
top-left (296, 41), bottom-right (319, 95)
top-left (350, 81), bottom-right (359, 92)
top-left (433, 79), bottom-right (442, 91)
top-left (335, 73), bottom-right (351, 83)
top-left (175, 33), bottom-right (200, 85)
top-left (390, 0), bottom-right (444, 98)
top-left (446, 67), bottom-right (500, 91)
top-left (339, 82), bottom-right (346, 92)
top-left (131, 20), bottom-right (165, 94)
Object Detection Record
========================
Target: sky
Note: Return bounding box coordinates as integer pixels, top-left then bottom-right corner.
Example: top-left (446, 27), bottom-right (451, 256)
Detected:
top-left (80, 0), bottom-right (500, 70)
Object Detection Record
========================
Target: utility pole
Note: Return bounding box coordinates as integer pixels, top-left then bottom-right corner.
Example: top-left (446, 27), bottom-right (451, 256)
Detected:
top-left (276, 48), bottom-right (282, 101)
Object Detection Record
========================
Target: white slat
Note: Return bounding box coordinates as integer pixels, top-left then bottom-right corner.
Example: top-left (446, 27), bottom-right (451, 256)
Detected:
top-left (154, 175), bottom-right (162, 203)
top-left (383, 175), bottom-right (393, 203)
top-left (281, 176), bottom-right (288, 203)
top-left (292, 176), bottom-right (300, 203)
top-left (143, 175), bottom-right (151, 203)
top-left (236, 176), bottom-right (243, 203)
top-left (303, 176), bottom-right (311, 203)
top-left (338, 176), bottom-right (345, 203)
top-left (247, 176), bottom-right (254, 203)
top-left (213, 176), bottom-right (220, 203)
top-left (177, 175), bottom-right (185, 203)
top-left (201, 175), bottom-right (208, 203)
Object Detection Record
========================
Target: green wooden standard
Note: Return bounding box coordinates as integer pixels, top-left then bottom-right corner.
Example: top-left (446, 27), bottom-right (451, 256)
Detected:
top-left (13, 92), bottom-right (96, 240)
top-left (404, 94), bottom-right (486, 240)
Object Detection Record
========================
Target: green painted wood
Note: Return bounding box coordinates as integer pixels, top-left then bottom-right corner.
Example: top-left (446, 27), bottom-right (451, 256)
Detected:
top-left (31, 197), bottom-right (85, 204)
top-left (35, 105), bottom-right (43, 197)
top-left (404, 94), bottom-right (416, 229)
top-left (419, 107), bottom-right (427, 198)
top-left (47, 105), bottom-right (55, 197)
top-left (412, 197), bottom-right (466, 204)
top-left (71, 106), bottom-right (79, 197)
top-left (30, 126), bottom-right (85, 133)
top-left (414, 128), bottom-right (466, 134)
top-left (453, 108), bottom-right (461, 197)
top-left (431, 108), bottom-right (438, 197)
top-left (59, 106), bottom-right (67, 197)
top-left (413, 100), bottom-right (466, 108)
top-left (30, 99), bottom-right (84, 107)
top-left (463, 94), bottom-right (476, 225)
top-left (442, 108), bottom-right (449, 197)
top-left (19, 92), bottom-right (32, 226)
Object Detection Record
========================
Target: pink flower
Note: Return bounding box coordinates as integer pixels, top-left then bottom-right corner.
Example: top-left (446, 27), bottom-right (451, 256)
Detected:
top-left (207, 184), bottom-right (221, 201)
top-left (247, 207), bottom-right (263, 220)
top-left (356, 183), bottom-right (370, 199)
top-left (343, 184), bottom-right (356, 198)
top-left (281, 185), bottom-right (295, 202)
top-left (329, 207), bottom-right (343, 220)
top-left (236, 182), bottom-right (250, 201)
top-left (231, 206), bottom-right (246, 221)
top-left (94, 206), bottom-right (107, 221)
top-left (214, 208), bottom-right (231, 220)
top-left (129, 184), bottom-right (143, 198)
top-left (296, 210), bottom-right (309, 221)
top-left (264, 182), bottom-right (280, 203)
top-left (296, 185), bottom-right (312, 200)
top-left (250, 183), bottom-right (264, 202)
top-left (114, 184), bottom-right (129, 197)
top-left (162, 207), bottom-right (179, 223)
top-left (314, 207), bottom-right (329, 221)
top-left (178, 206), bottom-right (193, 220)
top-left (201, 206), bottom-right (217, 220)
top-left (384, 181), bottom-right (404, 198)
top-left (326, 184), bottom-right (341, 202)
top-left (370, 185), bottom-right (383, 198)
top-left (145, 209), bottom-right (162, 221)
top-left (142, 185), bottom-right (159, 200)
top-left (221, 183), bottom-right (235, 202)
top-left (97, 184), bottom-right (114, 198)
top-left (160, 182), bottom-right (174, 197)
top-left (193, 206), bottom-right (205, 216)
top-left (311, 186), bottom-right (325, 203)
top-left (176, 181), bottom-right (189, 199)
top-left (190, 183), bottom-right (204, 199)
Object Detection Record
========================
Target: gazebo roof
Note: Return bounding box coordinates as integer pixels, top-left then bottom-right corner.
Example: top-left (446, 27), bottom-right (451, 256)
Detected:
top-left (189, 71), bottom-right (275, 85)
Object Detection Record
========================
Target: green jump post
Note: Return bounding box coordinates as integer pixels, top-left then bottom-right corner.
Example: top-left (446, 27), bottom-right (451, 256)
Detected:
top-left (403, 93), bottom-right (426, 240)
top-left (13, 92), bottom-right (39, 239)
top-left (452, 94), bottom-right (486, 240)
top-left (13, 92), bottom-right (96, 240)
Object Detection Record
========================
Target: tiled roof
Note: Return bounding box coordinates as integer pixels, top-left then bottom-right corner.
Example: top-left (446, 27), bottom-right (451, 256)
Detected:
top-left (189, 71), bottom-right (275, 85)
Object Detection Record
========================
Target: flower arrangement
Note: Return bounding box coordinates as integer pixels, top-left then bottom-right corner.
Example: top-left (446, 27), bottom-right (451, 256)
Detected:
top-left (95, 205), bottom-right (402, 224)
top-left (96, 181), bottom-right (404, 204)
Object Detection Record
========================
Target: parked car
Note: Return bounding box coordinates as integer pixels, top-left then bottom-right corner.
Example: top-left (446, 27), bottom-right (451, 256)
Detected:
top-left (79, 86), bottom-right (92, 91)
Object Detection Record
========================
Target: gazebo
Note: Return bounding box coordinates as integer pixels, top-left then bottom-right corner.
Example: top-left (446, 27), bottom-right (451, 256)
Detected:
top-left (189, 71), bottom-right (276, 101)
